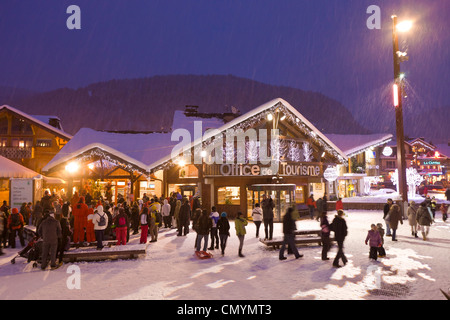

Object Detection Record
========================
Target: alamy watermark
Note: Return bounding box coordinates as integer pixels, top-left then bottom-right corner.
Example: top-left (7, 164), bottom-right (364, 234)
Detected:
top-left (171, 121), bottom-right (282, 174)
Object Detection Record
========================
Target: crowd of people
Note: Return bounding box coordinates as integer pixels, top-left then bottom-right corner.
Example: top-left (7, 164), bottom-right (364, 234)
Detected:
top-left (0, 188), bottom-right (448, 270)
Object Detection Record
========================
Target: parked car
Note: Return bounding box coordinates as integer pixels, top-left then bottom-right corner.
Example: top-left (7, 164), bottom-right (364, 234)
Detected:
top-left (372, 181), bottom-right (396, 191)
top-left (418, 185), bottom-right (445, 196)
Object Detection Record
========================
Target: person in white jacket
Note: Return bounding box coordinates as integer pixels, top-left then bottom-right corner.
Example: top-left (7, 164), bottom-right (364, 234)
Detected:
top-left (161, 199), bottom-right (171, 228)
top-left (252, 203), bottom-right (263, 238)
top-left (93, 205), bottom-right (108, 250)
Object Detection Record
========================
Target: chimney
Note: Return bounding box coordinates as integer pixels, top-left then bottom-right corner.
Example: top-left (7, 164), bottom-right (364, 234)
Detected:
top-left (184, 105), bottom-right (199, 116)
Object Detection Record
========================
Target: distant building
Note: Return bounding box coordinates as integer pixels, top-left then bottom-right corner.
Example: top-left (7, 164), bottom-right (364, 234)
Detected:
top-left (0, 105), bottom-right (72, 174)
top-left (379, 137), bottom-right (449, 186)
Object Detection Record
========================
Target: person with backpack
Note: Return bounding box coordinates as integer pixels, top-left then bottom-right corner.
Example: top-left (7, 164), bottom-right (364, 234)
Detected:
top-left (8, 208), bottom-right (25, 248)
top-left (208, 206), bottom-right (220, 250)
top-left (139, 207), bottom-right (149, 244)
top-left (93, 205), bottom-right (108, 249)
top-left (217, 212), bottom-right (230, 256)
top-left (114, 208), bottom-right (128, 245)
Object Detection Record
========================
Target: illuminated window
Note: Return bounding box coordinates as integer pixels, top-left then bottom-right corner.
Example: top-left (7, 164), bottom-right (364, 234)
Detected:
top-left (217, 187), bottom-right (240, 205)
top-left (179, 165), bottom-right (198, 178)
top-left (36, 139), bottom-right (52, 147)
top-left (11, 138), bottom-right (32, 148)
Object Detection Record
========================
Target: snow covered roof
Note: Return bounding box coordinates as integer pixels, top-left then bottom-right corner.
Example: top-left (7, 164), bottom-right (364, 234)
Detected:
top-left (326, 133), bottom-right (393, 158)
top-left (30, 115), bottom-right (64, 132)
top-left (42, 128), bottom-right (174, 173)
top-left (0, 105), bottom-right (72, 140)
top-left (147, 98), bottom-right (349, 171)
top-left (171, 110), bottom-right (225, 133)
top-left (43, 98), bottom-right (352, 175)
top-left (0, 155), bottom-right (40, 179)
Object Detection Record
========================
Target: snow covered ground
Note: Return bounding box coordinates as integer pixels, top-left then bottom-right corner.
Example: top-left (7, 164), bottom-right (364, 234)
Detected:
top-left (0, 209), bottom-right (449, 300)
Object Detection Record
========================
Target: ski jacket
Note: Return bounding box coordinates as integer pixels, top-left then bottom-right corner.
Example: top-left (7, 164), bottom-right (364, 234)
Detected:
top-left (217, 217), bottom-right (230, 235)
top-left (93, 205), bottom-right (108, 231)
top-left (235, 217), bottom-right (248, 236)
top-left (365, 229), bottom-right (382, 247)
top-left (210, 211), bottom-right (220, 228)
top-left (251, 207), bottom-right (263, 222)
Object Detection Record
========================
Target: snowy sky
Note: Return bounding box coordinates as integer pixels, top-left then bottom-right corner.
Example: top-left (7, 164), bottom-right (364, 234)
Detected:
top-left (0, 0), bottom-right (449, 112)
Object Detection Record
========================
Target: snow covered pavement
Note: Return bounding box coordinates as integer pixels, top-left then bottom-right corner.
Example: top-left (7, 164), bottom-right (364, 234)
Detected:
top-left (0, 210), bottom-right (449, 300)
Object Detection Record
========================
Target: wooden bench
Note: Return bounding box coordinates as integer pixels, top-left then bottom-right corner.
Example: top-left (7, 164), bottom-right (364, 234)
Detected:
top-left (69, 240), bottom-right (117, 248)
top-left (260, 229), bottom-right (335, 249)
top-left (62, 244), bottom-right (148, 263)
top-left (293, 229), bottom-right (322, 236)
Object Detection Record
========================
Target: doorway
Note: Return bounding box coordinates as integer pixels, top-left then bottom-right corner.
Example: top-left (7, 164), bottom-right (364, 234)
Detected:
top-left (247, 184), bottom-right (296, 222)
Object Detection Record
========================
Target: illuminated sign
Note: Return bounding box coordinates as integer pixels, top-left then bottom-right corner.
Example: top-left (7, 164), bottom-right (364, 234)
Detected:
top-left (382, 147), bottom-right (393, 157)
top-left (423, 161), bottom-right (440, 165)
top-left (218, 162), bottom-right (321, 177)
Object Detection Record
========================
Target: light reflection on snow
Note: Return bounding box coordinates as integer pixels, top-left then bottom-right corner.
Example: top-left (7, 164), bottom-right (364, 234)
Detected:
top-left (206, 279), bottom-right (235, 289)
top-left (190, 260), bottom-right (242, 279)
top-left (292, 247), bottom-right (435, 300)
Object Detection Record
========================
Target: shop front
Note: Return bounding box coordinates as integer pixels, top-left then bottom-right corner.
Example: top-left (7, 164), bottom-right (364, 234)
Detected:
top-left (196, 162), bottom-right (324, 221)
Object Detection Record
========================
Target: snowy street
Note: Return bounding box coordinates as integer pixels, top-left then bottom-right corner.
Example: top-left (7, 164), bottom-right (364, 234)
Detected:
top-left (0, 209), bottom-right (449, 300)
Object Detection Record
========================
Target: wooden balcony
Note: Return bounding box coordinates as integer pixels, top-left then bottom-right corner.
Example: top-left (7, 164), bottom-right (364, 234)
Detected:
top-left (0, 147), bottom-right (33, 159)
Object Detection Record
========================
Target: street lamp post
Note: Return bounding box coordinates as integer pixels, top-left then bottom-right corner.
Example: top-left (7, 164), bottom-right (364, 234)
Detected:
top-left (391, 15), bottom-right (410, 211)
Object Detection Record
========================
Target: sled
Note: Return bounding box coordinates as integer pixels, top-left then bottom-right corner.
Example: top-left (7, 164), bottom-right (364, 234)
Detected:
top-left (194, 251), bottom-right (213, 259)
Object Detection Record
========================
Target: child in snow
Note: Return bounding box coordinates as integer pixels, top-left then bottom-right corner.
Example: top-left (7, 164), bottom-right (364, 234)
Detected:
top-left (365, 224), bottom-right (382, 261)
top-left (376, 223), bottom-right (386, 258)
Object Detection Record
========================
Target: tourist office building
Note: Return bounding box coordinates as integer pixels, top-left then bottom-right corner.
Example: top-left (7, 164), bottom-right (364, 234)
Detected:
top-left (43, 98), bottom-right (394, 221)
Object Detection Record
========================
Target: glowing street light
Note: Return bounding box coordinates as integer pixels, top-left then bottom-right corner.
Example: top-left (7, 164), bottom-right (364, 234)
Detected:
top-left (396, 20), bottom-right (413, 32)
top-left (65, 161), bottom-right (80, 174)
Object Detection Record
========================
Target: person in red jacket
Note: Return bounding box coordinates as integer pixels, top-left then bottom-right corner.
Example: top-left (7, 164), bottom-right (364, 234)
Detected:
top-left (8, 208), bottom-right (25, 248)
top-left (306, 194), bottom-right (316, 220)
top-left (72, 197), bottom-right (89, 245)
top-left (86, 208), bottom-right (96, 243)
top-left (335, 198), bottom-right (344, 211)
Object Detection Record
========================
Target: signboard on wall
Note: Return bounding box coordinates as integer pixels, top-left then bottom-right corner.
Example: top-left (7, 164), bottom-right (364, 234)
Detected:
top-left (10, 179), bottom-right (34, 210)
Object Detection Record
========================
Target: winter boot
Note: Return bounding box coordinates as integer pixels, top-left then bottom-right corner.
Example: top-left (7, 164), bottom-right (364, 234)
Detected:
top-left (414, 232), bottom-right (418, 238)
top-left (238, 249), bottom-right (245, 258)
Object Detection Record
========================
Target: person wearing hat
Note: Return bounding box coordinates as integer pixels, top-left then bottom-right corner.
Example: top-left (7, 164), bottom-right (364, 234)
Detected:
top-left (217, 212), bottom-right (230, 256)
top-left (407, 201), bottom-right (418, 238)
top-left (8, 208), bottom-right (25, 248)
